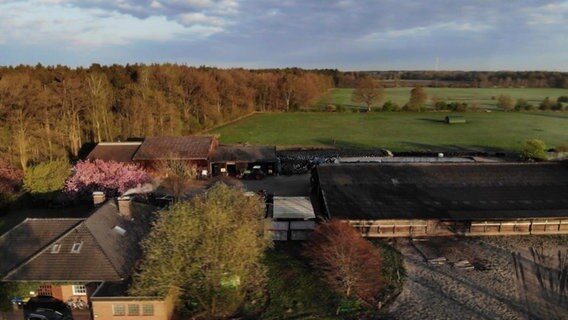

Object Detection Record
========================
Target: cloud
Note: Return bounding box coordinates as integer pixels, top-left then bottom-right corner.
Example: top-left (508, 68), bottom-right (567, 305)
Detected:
top-left (0, 0), bottom-right (567, 70)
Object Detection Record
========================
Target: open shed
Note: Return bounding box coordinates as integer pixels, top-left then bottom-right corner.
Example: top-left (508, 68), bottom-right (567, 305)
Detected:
top-left (211, 144), bottom-right (278, 176)
top-left (445, 116), bottom-right (466, 124)
top-left (268, 197), bottom-right (316, 241)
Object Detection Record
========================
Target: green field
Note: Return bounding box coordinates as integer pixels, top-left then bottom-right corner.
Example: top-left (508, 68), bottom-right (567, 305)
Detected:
top-left (211, 112), bottom-right (568, 152)
top-left (319, 88), bottom-right (568, 110)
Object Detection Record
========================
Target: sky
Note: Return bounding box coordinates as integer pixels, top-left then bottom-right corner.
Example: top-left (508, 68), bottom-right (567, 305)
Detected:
top-left (0, 0), bottom-right (567, 71)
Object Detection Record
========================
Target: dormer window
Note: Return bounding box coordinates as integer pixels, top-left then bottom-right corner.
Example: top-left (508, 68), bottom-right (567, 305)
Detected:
top-left (50, 244), bottom-right (61, 254)
top-left (70, 242), bottom-right (83, 254)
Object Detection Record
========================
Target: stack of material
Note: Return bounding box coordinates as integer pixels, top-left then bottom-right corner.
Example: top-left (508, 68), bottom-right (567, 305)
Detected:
top-left (453, 259), bottom-right (475, 270)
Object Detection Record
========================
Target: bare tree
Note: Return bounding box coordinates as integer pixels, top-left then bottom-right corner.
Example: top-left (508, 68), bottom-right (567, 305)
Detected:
top-left (352, 77), bottom-right (385, 112)
top-left (153, 158), bottom-right (198, 199)
top-left (304, 220), bottom-right (384, 305)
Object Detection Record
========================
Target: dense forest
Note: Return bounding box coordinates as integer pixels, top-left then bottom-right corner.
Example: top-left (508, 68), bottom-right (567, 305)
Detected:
top-left (1, 65), bottom-right (567, 171)
top-left (350, 71), bottom-right (568, 88)
top-left (0, 64), bottom-right (332, 169)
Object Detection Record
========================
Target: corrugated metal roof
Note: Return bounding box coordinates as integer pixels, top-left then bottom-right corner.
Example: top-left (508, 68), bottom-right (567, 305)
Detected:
top-left (317, 162), bottom-right (568, 220)
top-left (273, 197), bottom-right (315, 220)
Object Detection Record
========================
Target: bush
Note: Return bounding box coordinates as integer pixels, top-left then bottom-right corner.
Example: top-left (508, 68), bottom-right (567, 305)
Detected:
top-left (325, 104), bottom-right (336, 112)
top-left (23, 159), bottom-right (71, 199)
top-left (555, 143), bottom-right (568, 152)
top-left (497, 94), bottom-right (515, 111)
top-left (539, 97), bottom-right (556, 110)
top-left (521, 139), bottom-right (548, 161)
top-left (382, 100), bottom-right (399, 112)
top-left (434, 101), bottom-right (447, 110)
top-left (557, 96), bottom-right (568, 104)
top-left (336, 105), bottom-right (347, 113)
top-left (304, 220), bottom-right (384, 306)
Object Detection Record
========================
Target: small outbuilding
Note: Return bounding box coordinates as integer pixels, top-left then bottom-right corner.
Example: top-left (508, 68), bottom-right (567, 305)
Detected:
top-left (445, 116), bottom-right (466, 124)
top-left (211, 144), bottom-right (278, 177)
top-left (267, 197), bottom-right (316, 241)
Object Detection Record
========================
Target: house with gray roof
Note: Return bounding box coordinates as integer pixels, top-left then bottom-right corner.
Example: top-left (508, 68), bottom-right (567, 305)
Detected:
top-left (0, 198), bottom-right (176, 319)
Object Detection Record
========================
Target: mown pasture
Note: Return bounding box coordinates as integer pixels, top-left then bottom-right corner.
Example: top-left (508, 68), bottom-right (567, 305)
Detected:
top-left (211, 112), bottom-right (568, 152)
top-left (319, 88), bottom-right (568, 110)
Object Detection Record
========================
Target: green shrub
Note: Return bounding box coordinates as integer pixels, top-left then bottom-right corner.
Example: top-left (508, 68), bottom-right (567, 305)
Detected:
top-left (520, 139), bottom-right (548, 161)
top-left (382, 100), bottom-right (399, 112)
top-left (336, 105), bottom-right (347, 113)
top-left (539, 97), bottom-right (556, 111)
top-left (23, 159), bottom-right (71, 198)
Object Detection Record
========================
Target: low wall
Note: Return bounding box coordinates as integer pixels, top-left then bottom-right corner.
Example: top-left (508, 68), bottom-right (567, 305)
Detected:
top-left (349, 218), bottom-right (568, 237)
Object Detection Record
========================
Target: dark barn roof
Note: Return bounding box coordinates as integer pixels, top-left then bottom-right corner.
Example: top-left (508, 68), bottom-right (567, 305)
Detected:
top-left (133, 136), bottom-right (215, 160)
top-left (86, 142), bottom-right (142, 163)
top-left (316, 163), bottom-right (568, 221)
top-left (212, 144), bottom-right (277, 163)
top-left (1, 201), bottom-right (155, 281)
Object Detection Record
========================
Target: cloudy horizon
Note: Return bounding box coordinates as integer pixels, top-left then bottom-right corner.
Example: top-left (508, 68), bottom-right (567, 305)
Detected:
top-left (1, 0), bottom-right (567, 71)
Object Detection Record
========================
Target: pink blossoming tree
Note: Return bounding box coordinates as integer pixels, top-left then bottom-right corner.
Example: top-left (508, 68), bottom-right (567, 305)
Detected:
top-left (64, 160), bottom-right (152, 198)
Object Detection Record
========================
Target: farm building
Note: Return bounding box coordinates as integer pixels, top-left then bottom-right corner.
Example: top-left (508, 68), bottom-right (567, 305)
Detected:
top-left (86, 141), bottom-right (142, 163)
top-left (312, 162), bottom-right (568, 237)
top-left (132, 136), bottom-right (218, 176)
top-left (211, 144), bottom-right (278, 177)
top-left (0, 197), bottom-right (175, 319)
top-left (85, 136), bottom-right (279, 177)
top-left (266, 197), bottom-right (316, 241)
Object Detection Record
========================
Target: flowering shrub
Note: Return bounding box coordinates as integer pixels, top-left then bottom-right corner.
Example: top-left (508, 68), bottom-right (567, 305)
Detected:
top-left (64, 160), bottom-right (151, 198)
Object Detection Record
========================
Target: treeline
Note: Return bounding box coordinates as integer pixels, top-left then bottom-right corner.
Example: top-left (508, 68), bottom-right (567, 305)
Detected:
top-left (348, 71), bottom-right (568, 88)
top-left (0, 64), bottom-right (332, 169)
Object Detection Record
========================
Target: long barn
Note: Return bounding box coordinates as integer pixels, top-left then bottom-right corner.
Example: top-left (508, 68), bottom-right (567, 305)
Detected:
top-left (312, 162), bottom-right (568, 237)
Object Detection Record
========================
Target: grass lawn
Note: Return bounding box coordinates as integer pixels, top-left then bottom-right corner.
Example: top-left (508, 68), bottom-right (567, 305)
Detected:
top-left (211, 112), bottom-right (568, 152)
top-left (319, 88), bottom-right (568, 110)
top-left (261, 243), bottom-right (344, 319)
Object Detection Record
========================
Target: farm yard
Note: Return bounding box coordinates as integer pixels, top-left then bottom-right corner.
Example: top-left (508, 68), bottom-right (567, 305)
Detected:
top-left (211, 112), bottom-right (568, 152)
top-left (319, 88), bottom-right (568, 110)
top-left (390, 236), bottom-right (568, 320)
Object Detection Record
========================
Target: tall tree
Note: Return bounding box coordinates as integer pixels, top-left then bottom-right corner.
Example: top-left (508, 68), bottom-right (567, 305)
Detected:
top-left (406, 86), bottom-right (428, 111)
top-left (351, 77), bottom-right (385, 112)
top-left (130, 183), bottom-right (271, 318)
top-left (86, 72), bottom-right (113, 142)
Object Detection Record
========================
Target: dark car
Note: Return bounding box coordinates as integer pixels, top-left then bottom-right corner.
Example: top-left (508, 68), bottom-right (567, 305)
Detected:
top-left (241, 166), bottom-right (265, 180)
top-left (23, 296), bottom-right (73, 320)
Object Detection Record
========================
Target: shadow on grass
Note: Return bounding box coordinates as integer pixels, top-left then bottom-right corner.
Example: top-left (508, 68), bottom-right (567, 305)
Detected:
top-left (417, 118), bottom-right (447, 124)
top-left (313, 138), bottom-right (376, 150)
top-left (398, 141), bottom-right (510, 153)
top-left (526, 112), bottom-right (568, 120)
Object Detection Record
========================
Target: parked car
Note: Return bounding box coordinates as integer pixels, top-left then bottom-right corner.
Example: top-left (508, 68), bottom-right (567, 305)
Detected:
top-left (241, 166), bottom-right (265, 180)
top-left (23, 296), bottom-right (72, 320)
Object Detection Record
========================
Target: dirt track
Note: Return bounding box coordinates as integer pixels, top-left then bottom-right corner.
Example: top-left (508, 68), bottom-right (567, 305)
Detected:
top-left (388, 236), bottom-right (568, 320)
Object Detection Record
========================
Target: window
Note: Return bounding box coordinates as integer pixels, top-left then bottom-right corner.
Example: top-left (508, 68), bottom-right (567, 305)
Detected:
top-left (112, 304), bottom-right (125, 316)
top-left (37, 285), bottom-right (53, 296)
top-left (72, 285), bottom-right (87, 295)
top-left (50, 244), bottom-right (61, 254)
top-left (70, 242), bottom-right (83, 253)
top-left (142, 304), bottom-right (154, 316)
top-left (127, 304), bottom-right (140, 316)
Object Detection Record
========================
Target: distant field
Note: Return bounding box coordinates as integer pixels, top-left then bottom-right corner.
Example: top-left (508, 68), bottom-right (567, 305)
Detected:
top-left (211, 112), bottom-right (568, 152)
top-left (319, 88), bottom-right (568, 110)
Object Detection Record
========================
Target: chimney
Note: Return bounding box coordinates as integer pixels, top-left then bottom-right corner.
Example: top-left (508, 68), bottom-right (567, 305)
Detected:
top-left (93, 191), bottom-right (106, 207)
top-left (117, 196), bottom-right (133, 219)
